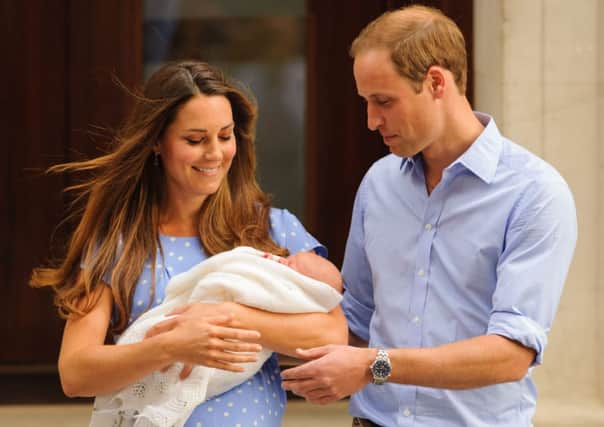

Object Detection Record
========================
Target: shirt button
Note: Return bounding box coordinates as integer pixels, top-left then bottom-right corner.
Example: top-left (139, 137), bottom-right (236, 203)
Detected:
top-left (412, 316), bottom-right (420, 324)
top-left (425, 223), bottom-right (432, 231)
top-left (417, 269), bottom-right (425, 277)
top-left (403, 408), bottom-right (411, 417)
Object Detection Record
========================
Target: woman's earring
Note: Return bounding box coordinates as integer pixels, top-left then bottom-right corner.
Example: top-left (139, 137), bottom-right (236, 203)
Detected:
top-left (154, 152), bottom-right (160, 167)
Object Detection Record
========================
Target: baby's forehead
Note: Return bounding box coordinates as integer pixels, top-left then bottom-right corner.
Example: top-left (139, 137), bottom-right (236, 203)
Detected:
top-left (288, 252), bottom-right (314, 265)
top-left (290, 251), bottom-right (314, 259)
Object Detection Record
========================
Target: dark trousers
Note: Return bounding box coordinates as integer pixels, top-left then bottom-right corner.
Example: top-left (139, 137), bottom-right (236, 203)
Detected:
top-left (352, 417), bottom-right (381, 427)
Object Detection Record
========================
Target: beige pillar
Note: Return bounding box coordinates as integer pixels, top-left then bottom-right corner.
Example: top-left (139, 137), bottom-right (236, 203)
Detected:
top-left (474, 0), bottom-right (604, 425)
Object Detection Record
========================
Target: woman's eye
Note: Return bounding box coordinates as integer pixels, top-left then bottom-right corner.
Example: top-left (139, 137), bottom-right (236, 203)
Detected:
top-left (219, 135), bottom-right (232, 142)
top-left (185, 137), bottom-right (203, 145)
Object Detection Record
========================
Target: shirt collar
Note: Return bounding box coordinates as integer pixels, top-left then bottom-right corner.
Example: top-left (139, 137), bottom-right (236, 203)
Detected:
top-left (399, 155), bottom-right (416, 173)
top-left (399, 112), bottom-right (502, 184)
top-left (454, 112), bottom-right (502, 184)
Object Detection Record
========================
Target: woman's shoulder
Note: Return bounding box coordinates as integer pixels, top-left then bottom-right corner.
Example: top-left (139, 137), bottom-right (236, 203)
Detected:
top-left (268, 208), bottom-right (327, 257)
top-left (269, 207), bottom-right (300, 228)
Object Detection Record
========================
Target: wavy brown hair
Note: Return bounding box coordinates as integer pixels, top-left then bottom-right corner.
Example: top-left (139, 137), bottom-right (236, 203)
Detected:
top-left (31, 61), bottom-right (287, 333)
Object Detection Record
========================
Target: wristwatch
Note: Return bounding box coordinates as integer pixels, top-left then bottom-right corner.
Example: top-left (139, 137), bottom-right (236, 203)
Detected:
top-left (370, 349), bottom-right (391, 385)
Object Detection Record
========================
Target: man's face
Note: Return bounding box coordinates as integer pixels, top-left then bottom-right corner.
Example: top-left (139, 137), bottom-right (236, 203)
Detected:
top-left (353, 49), bottom-right (440, 158)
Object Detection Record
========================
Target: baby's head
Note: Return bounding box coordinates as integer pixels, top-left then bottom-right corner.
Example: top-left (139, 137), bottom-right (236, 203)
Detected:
top-left (283, 251), bottom-right (343, 292)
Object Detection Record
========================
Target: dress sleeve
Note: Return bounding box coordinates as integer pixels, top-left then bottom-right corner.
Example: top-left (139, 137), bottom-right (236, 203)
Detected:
top-left (340, 178), bottom-right (374, 342)
top-left (269, 208), bottom-right (327, 257)
top-left (487, 177), bottom-right (577, 366)
top-left (80, 240), bottom-right (121, 285)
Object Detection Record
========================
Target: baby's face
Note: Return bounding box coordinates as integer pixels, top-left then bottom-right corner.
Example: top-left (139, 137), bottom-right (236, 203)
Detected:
top-left (262, 251), bottom-right (323, 276)
top-left (261, 250), bottom-right (342, 291)
top-left (284, 251), bottom-right (318, 275)
top-left (262, 251), bottom-right (339, 283)
top-left (261, 252), bottom-right (296, 269)
top-left (286, 251), bottom-right (340, 285)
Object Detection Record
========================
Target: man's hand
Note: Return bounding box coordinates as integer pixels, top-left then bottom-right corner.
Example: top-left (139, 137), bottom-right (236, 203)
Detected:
top-left (281, 345), bottom-right (376, 404)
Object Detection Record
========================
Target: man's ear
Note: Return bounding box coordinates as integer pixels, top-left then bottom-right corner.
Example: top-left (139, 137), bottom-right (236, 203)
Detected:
top-left (426, 66), bottom-right (446, 98)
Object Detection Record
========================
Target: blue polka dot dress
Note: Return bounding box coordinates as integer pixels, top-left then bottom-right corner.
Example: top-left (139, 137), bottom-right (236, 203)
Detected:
top-left (125, 208), bottom-right (326, 427)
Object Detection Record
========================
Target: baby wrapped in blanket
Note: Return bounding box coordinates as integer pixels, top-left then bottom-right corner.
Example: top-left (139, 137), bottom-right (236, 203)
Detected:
top-left (89, 246), bottom-right (342, 427)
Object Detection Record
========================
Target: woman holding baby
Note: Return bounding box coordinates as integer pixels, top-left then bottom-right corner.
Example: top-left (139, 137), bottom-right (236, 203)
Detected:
top-left (31, 61), bottom-right (346, 426)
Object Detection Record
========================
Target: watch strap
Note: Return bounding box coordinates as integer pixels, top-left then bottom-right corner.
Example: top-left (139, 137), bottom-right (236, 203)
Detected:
top-left (370, 348), bottom-right (391, 385)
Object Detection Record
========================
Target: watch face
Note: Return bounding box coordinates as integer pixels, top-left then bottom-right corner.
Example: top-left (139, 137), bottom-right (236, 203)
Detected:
top-left (372, 359), bottom-right (391, 378)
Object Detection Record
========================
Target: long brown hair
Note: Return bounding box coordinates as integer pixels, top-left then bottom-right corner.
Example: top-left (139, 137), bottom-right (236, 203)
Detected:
top-left (31, 61), bottom-right (287, 333)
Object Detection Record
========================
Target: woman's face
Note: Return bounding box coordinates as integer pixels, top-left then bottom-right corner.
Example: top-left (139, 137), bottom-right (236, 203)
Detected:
top-left (159, 94), bottom-right (236, 208)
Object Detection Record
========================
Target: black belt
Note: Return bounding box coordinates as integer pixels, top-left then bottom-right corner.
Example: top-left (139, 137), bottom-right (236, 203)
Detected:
top-left (352, 417), bottom-right (382, 427)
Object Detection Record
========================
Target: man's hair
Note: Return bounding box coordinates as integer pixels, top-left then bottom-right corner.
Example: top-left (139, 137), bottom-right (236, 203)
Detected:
top-left (350, 5), bottom-right (467, 94)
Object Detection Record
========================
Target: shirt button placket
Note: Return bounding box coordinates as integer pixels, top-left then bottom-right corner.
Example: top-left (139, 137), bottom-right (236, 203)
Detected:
top-left (404, 210), bottom-right (436, 424)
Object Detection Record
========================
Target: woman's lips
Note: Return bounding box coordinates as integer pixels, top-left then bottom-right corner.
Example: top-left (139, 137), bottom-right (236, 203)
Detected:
top-left (192, 165), bottom-right (220, 176)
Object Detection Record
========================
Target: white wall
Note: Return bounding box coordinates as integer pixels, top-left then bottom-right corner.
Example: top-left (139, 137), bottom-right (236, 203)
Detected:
top-left (474, 1), bottom-right (604, 425)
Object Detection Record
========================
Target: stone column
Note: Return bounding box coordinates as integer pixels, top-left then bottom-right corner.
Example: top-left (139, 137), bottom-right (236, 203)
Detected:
top-left (474, 0), bottom-right (604, 425)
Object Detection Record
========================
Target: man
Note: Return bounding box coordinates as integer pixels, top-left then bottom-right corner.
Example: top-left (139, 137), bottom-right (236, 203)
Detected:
top-left (281, 5), bottom-right (577, 427)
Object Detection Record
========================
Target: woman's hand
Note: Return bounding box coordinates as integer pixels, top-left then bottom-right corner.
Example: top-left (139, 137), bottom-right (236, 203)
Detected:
top-left (145, 302), bottom-right (262, 377)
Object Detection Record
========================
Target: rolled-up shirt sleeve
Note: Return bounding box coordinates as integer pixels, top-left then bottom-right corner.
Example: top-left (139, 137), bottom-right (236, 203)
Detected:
top-left (341, 178), bottom-right (375, 342)
top-left (488, 176), bottom-right (577, 365)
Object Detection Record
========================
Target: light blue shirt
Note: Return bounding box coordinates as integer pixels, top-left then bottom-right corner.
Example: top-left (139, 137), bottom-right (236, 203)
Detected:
top-left (341, 113), bottom-right (577, 427)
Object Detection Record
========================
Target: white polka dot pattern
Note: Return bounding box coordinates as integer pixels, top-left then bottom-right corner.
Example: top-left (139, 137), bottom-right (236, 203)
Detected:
top-left (108, 208), bottom-right (324, 427)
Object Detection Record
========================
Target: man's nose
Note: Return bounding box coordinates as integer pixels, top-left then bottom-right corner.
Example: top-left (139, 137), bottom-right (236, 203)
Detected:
top-left (367, 105), bottom-right (384, 131)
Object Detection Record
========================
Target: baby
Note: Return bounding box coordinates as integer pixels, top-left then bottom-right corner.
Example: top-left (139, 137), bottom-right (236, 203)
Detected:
top-left (264, 249), bottom-right (343, 293)
top-left (90, 247), bottom-right (343, 427)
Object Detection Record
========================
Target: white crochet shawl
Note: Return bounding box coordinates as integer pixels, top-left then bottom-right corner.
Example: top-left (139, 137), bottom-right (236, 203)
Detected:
top-left (89, 246), bottom-right (342, 427)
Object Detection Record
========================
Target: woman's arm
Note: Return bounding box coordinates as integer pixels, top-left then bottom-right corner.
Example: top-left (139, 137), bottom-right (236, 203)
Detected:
top-left (232, 305), bottom-right (348, 357)
top-left (162, 303), bottom-right (348, 358)
top-left (59, 284), bottom-right (262, 397)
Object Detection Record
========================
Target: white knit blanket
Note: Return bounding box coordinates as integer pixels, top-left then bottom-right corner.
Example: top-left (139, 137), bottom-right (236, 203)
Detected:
top-left (89, 246), bottom-right (342, 427)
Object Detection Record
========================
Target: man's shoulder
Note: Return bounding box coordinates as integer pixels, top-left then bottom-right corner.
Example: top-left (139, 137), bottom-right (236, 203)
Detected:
top-left (498, 138), bottom-right (568, 187)
top-left (364, 154), bottom-right (402, 179)
top-left (495, 139), bottom-right (574, 211)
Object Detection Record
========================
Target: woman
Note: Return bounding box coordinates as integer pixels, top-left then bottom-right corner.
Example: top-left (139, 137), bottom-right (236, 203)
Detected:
top-left (31, 61), bottom-right (347, 426)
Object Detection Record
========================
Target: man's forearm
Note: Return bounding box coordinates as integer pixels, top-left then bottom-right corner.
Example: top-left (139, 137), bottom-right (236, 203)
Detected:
top-left (280, 334), bottom-right (535, 404)
top-left (386, 334), bottom-right (535, 389)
